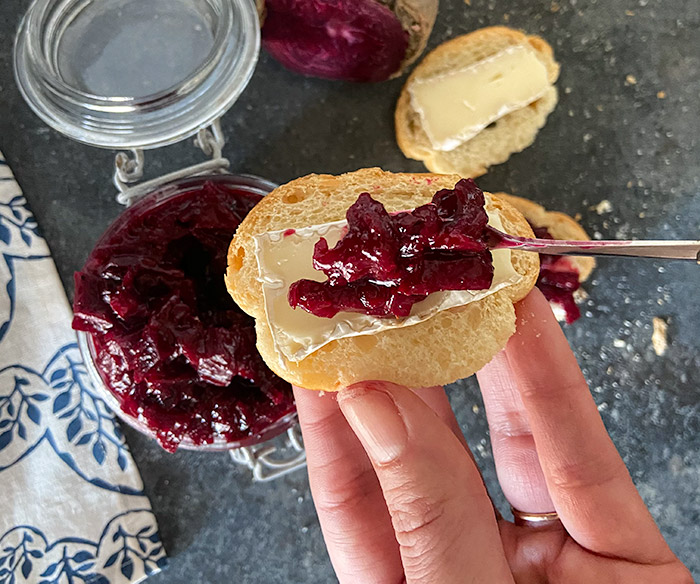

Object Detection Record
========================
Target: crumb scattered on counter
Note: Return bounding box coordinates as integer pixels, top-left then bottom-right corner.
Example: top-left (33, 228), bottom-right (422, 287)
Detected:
top-left (652, 317), bottom-right (668, 356)
top-left (573, 289), bottom-right (589, 303)
top-left (591, 199), bottom-right (612, 214)
top-left (625, 9), bottom-right (635, 16)
top-left (613, 338), bottom-right (626, 348)
top-left (657, 90), bottom-right (667, 99)
top-left (626, 74), bottom-right (637, 85)
top-left (550, 1), bottom-right (560, 12)
top-left (464, 0), bottom-right (470, 5)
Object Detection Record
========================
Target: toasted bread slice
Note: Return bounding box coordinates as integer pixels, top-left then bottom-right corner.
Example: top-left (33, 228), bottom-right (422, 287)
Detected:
top-left (395, 26), bottom-right (560, 178)
top-left (495, 192), bottom-right (596, 282)
top-left (226, 168), bottom-right (538, 391)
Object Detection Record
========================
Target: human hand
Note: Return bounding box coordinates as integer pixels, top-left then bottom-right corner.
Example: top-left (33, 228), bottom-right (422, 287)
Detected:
top-left (293, 288), bottom-right (692, 583)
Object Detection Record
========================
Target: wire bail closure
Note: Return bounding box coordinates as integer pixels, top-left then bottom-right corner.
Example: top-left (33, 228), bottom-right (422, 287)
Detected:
top-left (230, 426), bottom-right (307, 482)
top-left (114, 119), bottom-right (231, 206)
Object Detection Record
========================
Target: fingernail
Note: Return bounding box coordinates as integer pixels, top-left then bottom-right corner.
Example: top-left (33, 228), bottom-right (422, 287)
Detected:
top-left (338, 386), bottom-right (408, 465)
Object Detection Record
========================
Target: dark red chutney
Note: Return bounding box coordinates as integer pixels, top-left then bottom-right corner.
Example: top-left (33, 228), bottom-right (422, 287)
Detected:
top-left (530, 225), bottom-right (582, 324)
top-left (289, 179), bottom-right (494, 318)
top-left (72, 176), bottom-right (295, 452)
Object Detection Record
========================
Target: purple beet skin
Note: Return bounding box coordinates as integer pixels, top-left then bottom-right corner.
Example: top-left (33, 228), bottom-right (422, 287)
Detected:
top-left (530, 225), bottom-right (582, 324)
top-left (262, 0), bottom-right (409, 82)
top-left (72, 179), bottom-right (295, 452)
top-left (289, 179), bottom-right (495, 318)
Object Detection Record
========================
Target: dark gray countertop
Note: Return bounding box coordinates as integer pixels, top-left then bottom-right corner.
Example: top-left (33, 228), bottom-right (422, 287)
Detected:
top-left (1, 0), bottom-right (699, 581)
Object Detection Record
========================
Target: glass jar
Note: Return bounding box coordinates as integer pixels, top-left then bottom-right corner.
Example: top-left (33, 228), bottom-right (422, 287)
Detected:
top-left (14, 0), bottom-right (306, 480)
top-left (74, 174), bottom-right (300, 453)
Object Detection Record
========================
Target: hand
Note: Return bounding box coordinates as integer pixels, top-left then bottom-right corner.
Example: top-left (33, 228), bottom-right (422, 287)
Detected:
top-left (293, 288), bottom-right (692, 583)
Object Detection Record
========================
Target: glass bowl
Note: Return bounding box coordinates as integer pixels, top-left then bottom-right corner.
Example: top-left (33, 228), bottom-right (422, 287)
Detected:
top-left (75, 173), bottom-right (298, 452)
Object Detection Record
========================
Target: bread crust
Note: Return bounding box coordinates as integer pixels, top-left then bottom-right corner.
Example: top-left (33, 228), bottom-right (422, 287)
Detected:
top-left (494, 192), bottom-right (596, 281)
top-left (226, 168), bottom-right (539, 391)
top-left (395, 26), bottom-right (560, 177)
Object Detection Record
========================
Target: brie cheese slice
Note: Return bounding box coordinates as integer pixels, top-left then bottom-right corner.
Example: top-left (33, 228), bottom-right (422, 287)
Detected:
top-left (408, 45), bottom-right (551, 152)
top-left (254, 199), bottom-right (522, 363)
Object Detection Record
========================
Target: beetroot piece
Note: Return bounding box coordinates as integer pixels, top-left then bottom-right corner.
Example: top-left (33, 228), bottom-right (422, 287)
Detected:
top-left (262, 0), bottom-right (409, 82)
top-left (73, 177), bottom-right (295, 452)
top-left (289, 179), bottom-right (495, 318)
top-left (530, 225), bottom-right (582, 324)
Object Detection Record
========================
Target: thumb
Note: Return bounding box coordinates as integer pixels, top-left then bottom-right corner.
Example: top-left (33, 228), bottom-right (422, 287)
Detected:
top-left (338, 381), bottom-right (514, 584)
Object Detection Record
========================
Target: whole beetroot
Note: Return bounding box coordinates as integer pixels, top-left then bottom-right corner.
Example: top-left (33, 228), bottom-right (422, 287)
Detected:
top-left (262, 0), bottom-right (439, 82)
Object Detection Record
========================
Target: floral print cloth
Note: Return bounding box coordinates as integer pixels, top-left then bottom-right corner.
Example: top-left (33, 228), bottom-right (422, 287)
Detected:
top-left (0, 153), bottom-right (167, 584)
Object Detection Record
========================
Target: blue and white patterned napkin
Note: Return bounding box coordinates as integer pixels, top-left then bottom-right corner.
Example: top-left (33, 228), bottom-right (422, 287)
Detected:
top-left (0, 153), bottom-right (167, 583)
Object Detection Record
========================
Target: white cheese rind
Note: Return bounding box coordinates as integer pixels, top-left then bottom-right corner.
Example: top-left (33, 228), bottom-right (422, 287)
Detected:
top-left (254, 199), bottom-right (522, 363)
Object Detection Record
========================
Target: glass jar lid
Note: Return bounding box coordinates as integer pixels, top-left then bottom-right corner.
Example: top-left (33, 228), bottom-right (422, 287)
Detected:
top-left (14, 0), bottom-right (260, 149)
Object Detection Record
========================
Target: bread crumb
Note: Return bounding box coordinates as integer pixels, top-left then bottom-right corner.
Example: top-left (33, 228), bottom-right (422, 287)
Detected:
top-left (472, 404), bottom-right (479, 414)
top-left (627, 180), bottom-right (634, 188)
top-left (574, 212), bottom-right (582, 221)
top-left (550, 1), bottom-right (560, 12)
top-left (652, 317), bottom-right (668, 356)
top-left (657, 90), bottom-right (667, 99)
top-left (564, 86), bottom-right (572, 94)
top-left (503, 12), bottom-right (510, 22)
top-left (613, 338), bottom-right (626, 348)
top-left (625, 74), bottom-right (637, 85)
top-left (639, 211), bottom-right (646, 218)
top-left (591, 199), bottom-right (612, 214)
top-left (596, 104), bottom-right (604, 112)
top-left (464, 0), bottom-right (470, 4)
top-left (573, 288), bottom-right (589, 303)
top-left (625, 9), bottom-right (635, 15)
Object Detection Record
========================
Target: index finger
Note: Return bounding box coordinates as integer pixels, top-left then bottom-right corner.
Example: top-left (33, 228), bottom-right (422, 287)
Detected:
top-left (504, 289), bottom-right (675, 564)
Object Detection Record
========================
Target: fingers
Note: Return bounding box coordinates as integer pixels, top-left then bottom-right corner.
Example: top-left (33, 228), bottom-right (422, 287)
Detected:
top-left (477, 352), bottom-right (555, 514)
top-left (503, 289), bottom-right (675, 563)
top-left (293, 386), bottom-right (403, 584)
top-left (338, 381), bottom-right (515, 584)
